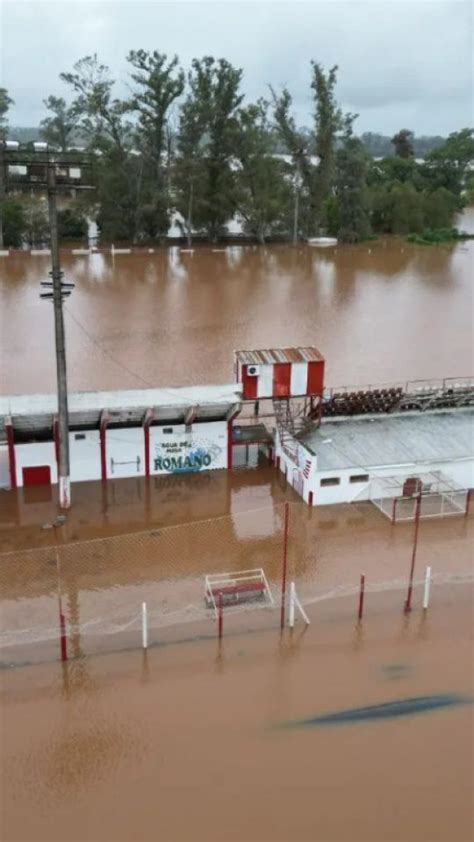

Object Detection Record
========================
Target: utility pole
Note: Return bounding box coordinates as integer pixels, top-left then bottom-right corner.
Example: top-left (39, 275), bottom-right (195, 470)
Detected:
top-left (47, 161), bottom-right (71, 508)
top-left (1, 141), bottom-right (93, 510)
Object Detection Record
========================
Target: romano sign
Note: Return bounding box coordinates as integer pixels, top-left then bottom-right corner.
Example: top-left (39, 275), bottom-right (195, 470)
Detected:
top-left (150, 422), bottom-right (227, 475)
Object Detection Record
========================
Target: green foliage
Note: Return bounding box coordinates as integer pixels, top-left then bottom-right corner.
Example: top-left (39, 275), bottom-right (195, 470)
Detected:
top-left (174, 56), bottom-right (243, 241)
top-left (335, 135), bottom-right (372, 242)
top-left (271, 65), bottom-right (351, 236)
top-left (406, 227), bottom-right (473, 245)
top-left (1, 199), bottom-right (25, 247)
top-left (0, 87), bottom-right (13, 140)
top-left (233, 100), bottom-right (292, 242)
top-left (57, 207), bottom-right (88, 240)
top-left (391, 129), bottom-right (414, 158)
top-left (40, 97), bottom-right (79, 150)
top-left (21, 197), bottom-right (50, 247)
top-left (422, 129), bottom-right (474, 200)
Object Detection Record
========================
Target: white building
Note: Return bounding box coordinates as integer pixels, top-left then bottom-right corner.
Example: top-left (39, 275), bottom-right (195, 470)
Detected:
top-left (275, 408), bottom-right (474, 510)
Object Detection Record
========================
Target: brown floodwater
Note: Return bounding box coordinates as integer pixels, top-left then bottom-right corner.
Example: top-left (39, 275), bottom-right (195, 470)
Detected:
top-left (1, 216), bottom-right (473, 841)
top-left (2, 583), bottom-right (473, 842)
top-left (1, 211), bottom-right (473, 395)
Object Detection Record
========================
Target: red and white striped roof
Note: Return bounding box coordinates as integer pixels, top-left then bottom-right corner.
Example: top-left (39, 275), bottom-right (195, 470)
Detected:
top-left (235, 347), bottom-right (324, 365)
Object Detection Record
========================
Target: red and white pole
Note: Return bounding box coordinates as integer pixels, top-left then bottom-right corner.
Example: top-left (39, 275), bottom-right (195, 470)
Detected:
top-left (218, 592), bottom-right (223, 640)
top-left (280, 502), bottom-right (290, 630)
top-left (59, 610), bottom-right (68, 662)
top-left (405, 492), bottom-right (422, 613)
top-left (358, 574), bottom-right (365, 621)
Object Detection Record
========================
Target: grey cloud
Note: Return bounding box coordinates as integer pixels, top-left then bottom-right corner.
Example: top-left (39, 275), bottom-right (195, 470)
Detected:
top-left (1, 0), bottom-right (472, 135)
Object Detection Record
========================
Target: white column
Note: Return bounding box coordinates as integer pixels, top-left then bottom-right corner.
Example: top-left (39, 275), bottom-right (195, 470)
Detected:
top-left (289, 581), bottom-right (296, 628)
top-left (142, 602), bottom-right (148, 649)
top-left (423, 567), bottom-right (431, 610)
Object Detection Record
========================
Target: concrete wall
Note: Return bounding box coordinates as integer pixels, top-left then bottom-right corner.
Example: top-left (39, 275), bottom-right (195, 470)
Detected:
top-left (150, 421), bottom-right (228, 474)
top-left (106, 428), bottom-right (144, 478)
top-left (69, 431), bottom-right (101, 482)
top-left (14, 442), bottom-right (58, 487)
top-left (0, 444), bottom-right (10, 488)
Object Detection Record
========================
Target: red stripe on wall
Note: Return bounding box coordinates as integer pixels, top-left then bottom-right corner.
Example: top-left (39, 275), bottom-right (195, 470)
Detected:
top-left (143, 409), bottom-right (154, 478)
top-left (241, 365), bottom-right (258, 400)
top-left (306, 360), bottom-right (325, 395)
top-left (5, 419), bottom-right (16, 489)
top-left (100, 414), bottom-right (108, 481)
top-left (227, 419), bottom-right (234, 469)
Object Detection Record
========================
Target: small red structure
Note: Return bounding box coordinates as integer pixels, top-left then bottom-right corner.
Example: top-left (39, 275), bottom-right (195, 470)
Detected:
top-left (235, 348), bottom-right (325, 401)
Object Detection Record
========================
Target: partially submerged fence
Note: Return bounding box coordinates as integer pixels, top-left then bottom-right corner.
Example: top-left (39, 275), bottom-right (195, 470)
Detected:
top-left (1, 501), bottom-right (472, 666)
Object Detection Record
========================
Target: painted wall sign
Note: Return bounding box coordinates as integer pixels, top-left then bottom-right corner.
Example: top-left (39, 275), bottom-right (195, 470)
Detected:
top-left (150, 422), bottom-right (227, 475)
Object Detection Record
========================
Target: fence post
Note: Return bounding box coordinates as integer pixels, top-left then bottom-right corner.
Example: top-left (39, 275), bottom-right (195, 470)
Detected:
top-left (142, 602), bottom-right (148, 649)
top-left (289, 581), bottom-right (296, 628)
top-left (280, 502), bottom-right (290, 630)
top-left (405, 492), bottom-right (422, 613)
top-left (358, 574), bottom-right (365, 621)
top-left (60, 612), bottom-right (68, 662)
top-left (218, 592), bottom-right (223, 640)
top-left (422, 566), bottom-right (431, 610)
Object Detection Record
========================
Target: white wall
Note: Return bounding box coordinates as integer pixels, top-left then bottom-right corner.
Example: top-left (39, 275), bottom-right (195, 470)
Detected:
top-left (70, 430), bottom-right (101, 482)
top-left (106, 428), bottom-right (145, 478)
top-left (150, 421), bottom-right (228, 474)
top-left (312, 459), bottom-right (474, 507)
top-left (14, 442), bottom-right (58, 487)
top-left (0, 444), bottom-right (10, 488)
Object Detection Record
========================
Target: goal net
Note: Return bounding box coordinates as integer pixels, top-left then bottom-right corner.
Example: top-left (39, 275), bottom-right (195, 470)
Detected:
top-left (368, 471), bottom-right (469, 522)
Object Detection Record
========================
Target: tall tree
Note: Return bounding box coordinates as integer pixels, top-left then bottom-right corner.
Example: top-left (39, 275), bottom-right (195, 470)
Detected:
top-left (233, 100), bottom-right (292, 243)
top-left (0, 87), bottom-right (13, 141)
top-left (272, 64), bottom-right (348, 236)
top-left (423, 128), bottom-right (474, 200)
top-left (335, 131), bottom-right (372, 242)
top-left (176, 57), bottom-right (243, 241)
top-left (391, 129), bottom-right (414, 159)
top-left (40, 96), bottom-right (79, 150)
top-left (0, 87), bottom-right (14, 247)
top-left (60, 55), bottom-right (141, 242)
top-left (127, 50), bottom-right (185, 239)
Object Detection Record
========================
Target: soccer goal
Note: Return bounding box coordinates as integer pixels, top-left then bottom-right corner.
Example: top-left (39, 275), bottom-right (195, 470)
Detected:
top-left (368, 471), bottom-right (470, 522)
top-left (204, 568), bottom-right (274, 617)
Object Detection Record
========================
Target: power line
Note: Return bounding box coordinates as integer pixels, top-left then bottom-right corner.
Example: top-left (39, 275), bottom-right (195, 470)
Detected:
top-left (64, 305), bottom-right (155, 389)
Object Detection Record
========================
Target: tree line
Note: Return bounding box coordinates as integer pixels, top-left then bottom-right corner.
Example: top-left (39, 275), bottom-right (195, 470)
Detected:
top-left (1, 56), bottom-right (473, 248)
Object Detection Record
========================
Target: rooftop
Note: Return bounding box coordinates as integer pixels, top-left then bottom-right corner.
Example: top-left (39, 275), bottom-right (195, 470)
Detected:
top-left (0, 384), bottom-right (241, 438)
top-left (235, 347), bottom-right (324, 365)
top-left (301, 409), bottom-right (474, 471)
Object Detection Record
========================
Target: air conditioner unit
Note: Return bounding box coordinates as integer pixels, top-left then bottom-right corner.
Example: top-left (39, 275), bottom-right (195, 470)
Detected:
top-left (247, 365), bottom-right (260, 376)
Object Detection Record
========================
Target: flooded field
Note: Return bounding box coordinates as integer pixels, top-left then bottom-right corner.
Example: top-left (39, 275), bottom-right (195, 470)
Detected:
top-left (1, 213), bottom-right (473, 395)
top-left (2, 582), bottom-right (473, 842)
top-left (1, 220), bottom-right (473, 841)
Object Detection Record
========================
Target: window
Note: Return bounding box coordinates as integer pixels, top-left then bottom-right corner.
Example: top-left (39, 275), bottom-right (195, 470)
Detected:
top-left (350, 474), bottom-right (369, 484)
top-left (320, 477), bottom-right (340, 487)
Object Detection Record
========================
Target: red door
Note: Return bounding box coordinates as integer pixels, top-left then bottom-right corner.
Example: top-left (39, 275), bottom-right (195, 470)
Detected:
top-left (273, 363), bottom-right (291, 397)
top-left (22, 465), bottom-right (51, 487)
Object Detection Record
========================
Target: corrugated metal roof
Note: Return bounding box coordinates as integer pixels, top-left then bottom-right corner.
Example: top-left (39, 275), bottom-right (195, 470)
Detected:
top-left (301, 409), bottom-right (474, 471)
top-left (235, 347), bottom-right (324, 365)
top-left (0, 384), bottom-right (241, 438)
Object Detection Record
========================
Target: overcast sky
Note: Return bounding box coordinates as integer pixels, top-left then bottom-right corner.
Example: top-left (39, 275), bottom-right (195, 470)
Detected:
top-left (1, 0), bottom-right (472, 135)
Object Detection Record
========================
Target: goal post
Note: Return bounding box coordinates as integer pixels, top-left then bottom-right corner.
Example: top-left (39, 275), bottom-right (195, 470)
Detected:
top-left (367, 471), bottom-right (469, 522)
